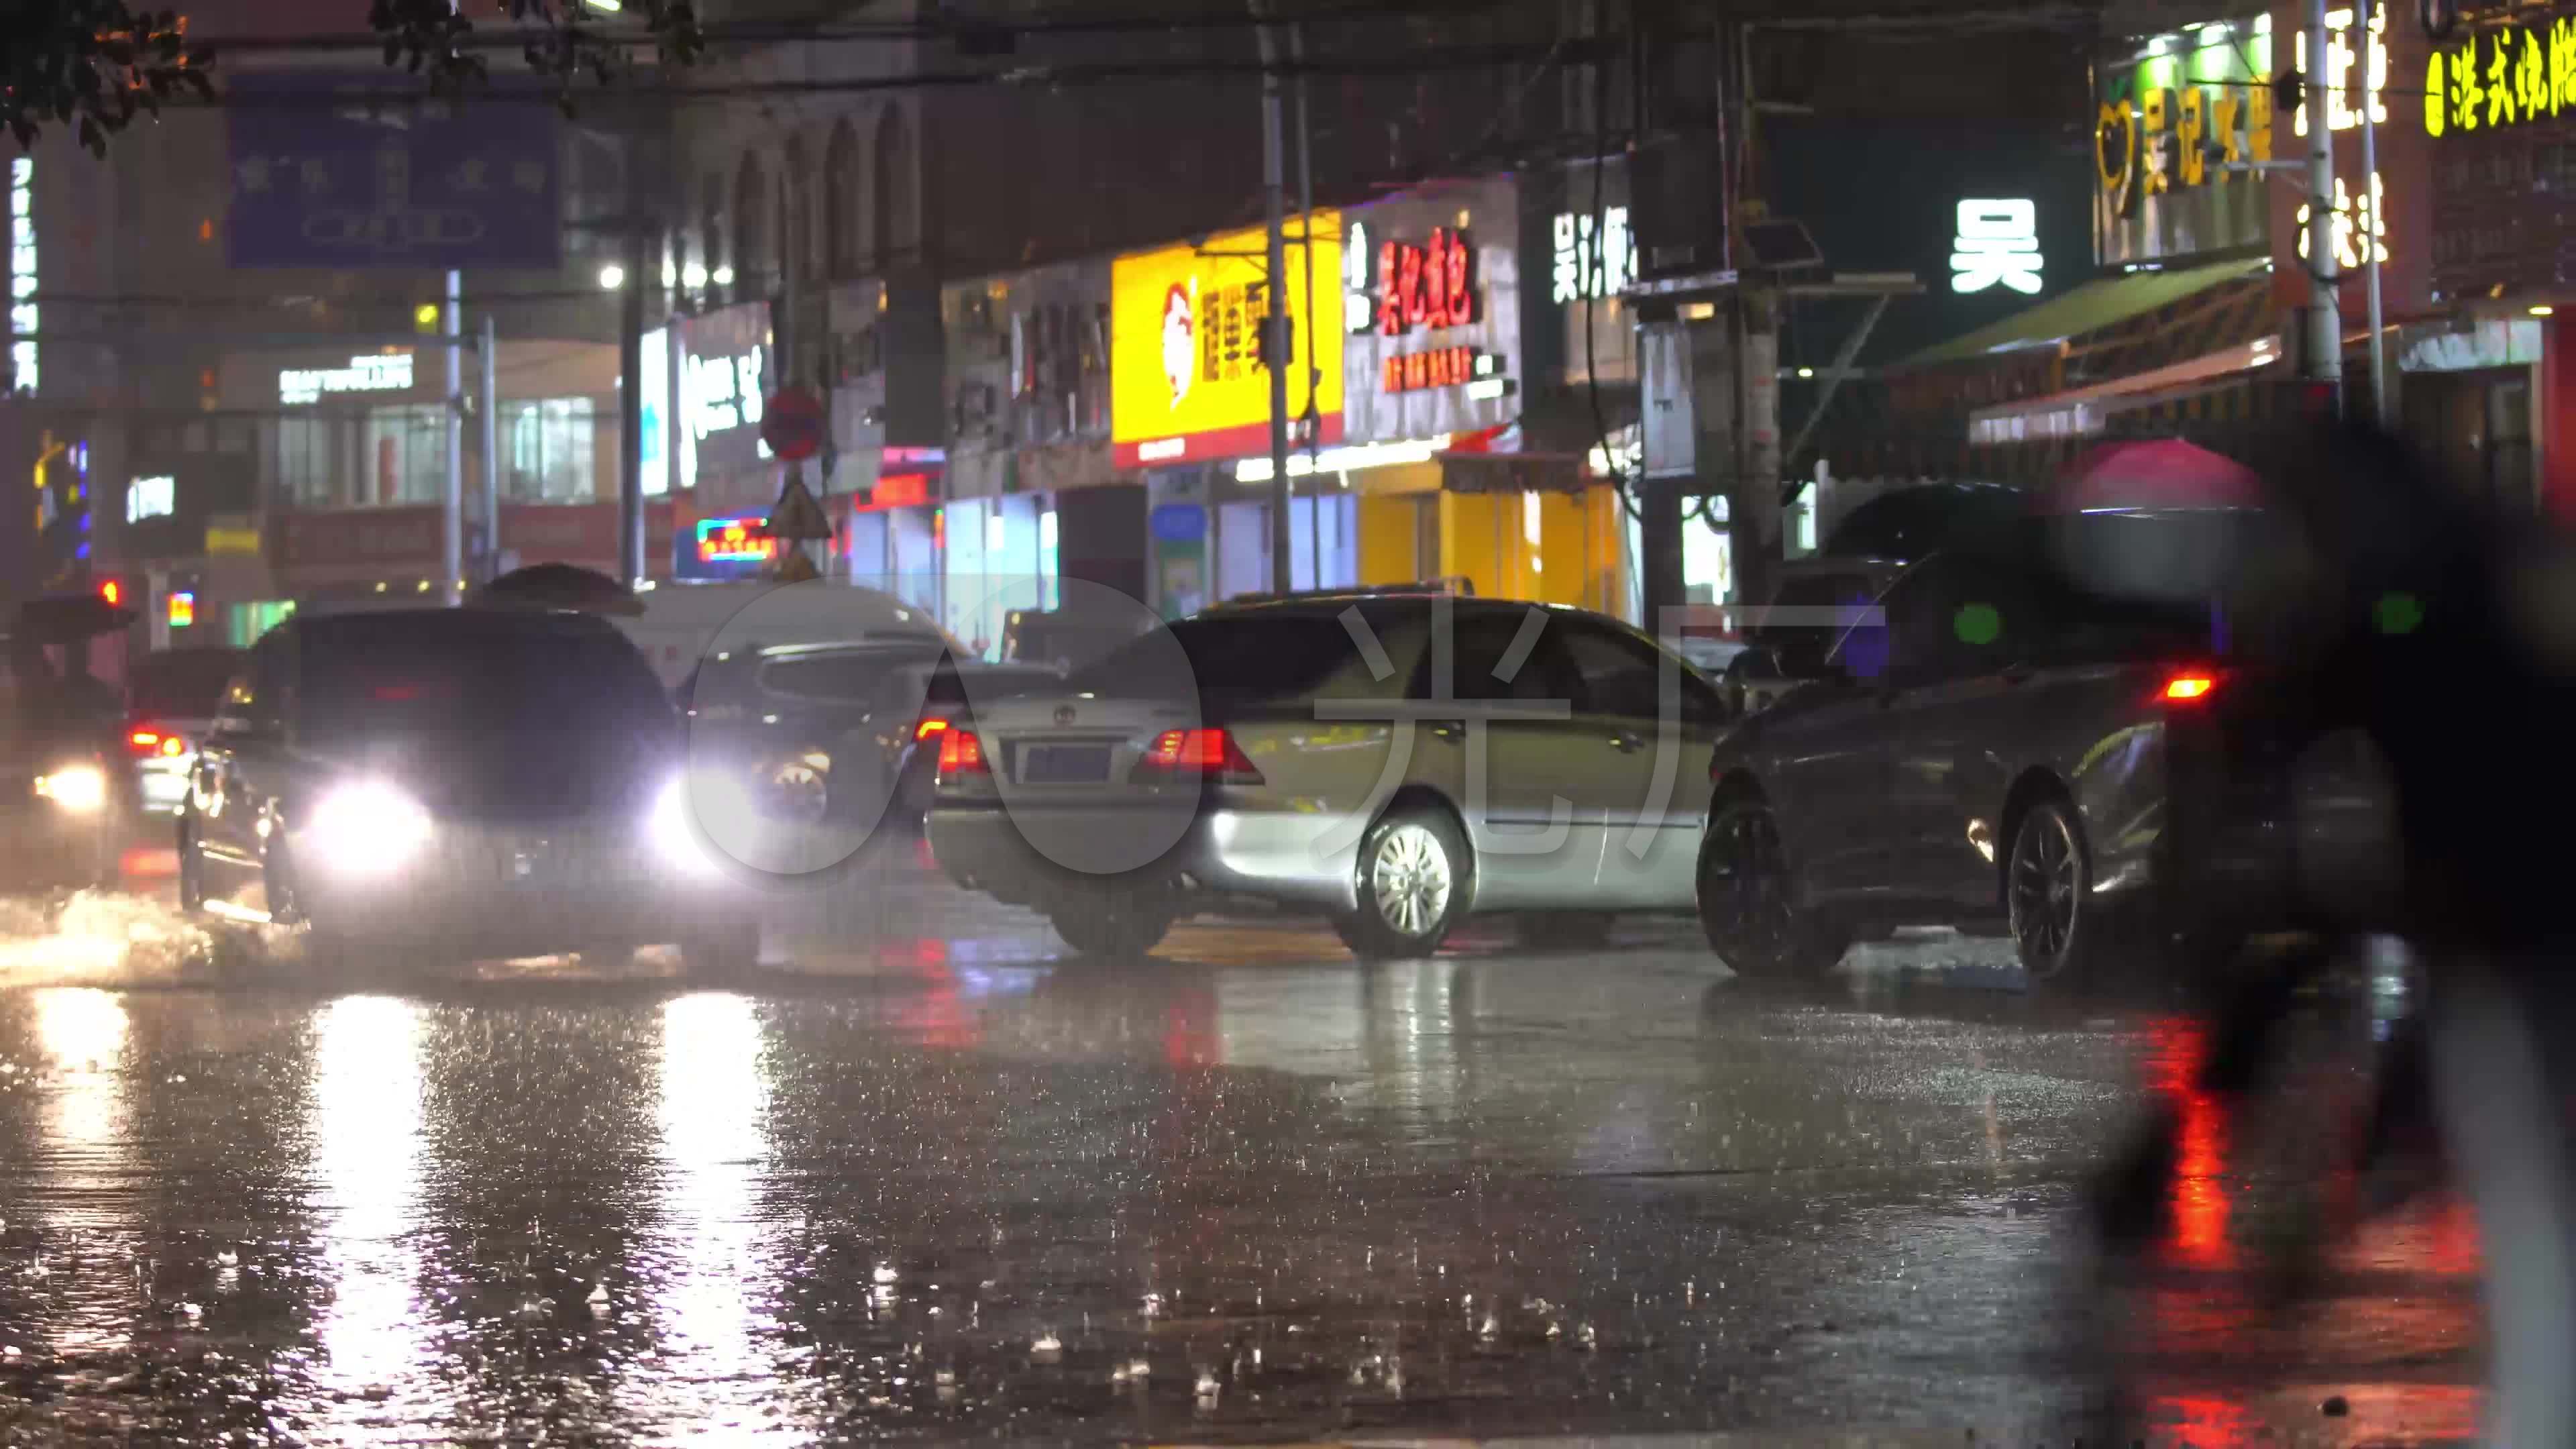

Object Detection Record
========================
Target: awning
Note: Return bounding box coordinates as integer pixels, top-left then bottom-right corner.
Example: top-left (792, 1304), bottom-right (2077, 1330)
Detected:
top-left (1966, 335), bottom-right (2285, 445)
top-left (1898, 255), bottom-right (2271, 370)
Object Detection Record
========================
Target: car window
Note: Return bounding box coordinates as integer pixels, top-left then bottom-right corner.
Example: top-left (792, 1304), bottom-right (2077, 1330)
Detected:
top-left (1410, 608), bottom-right (1580, 705)
top-left (1066, 612), bottom-right (1365, 699)
top-left (1829, 551), bottom-right (2039, 686)
top-left (1558, 619), bottom-right (1715, 722)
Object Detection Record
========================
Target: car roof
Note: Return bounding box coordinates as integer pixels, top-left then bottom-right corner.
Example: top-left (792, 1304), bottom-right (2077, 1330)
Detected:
top-left (1195, 592), bottom-right (1591, 623)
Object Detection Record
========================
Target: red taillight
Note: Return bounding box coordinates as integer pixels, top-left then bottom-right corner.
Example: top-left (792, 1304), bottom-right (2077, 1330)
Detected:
top-left (126, 727), bottom-right (164, 755)
top-left (936, 727), bottom-right (987, 777)
top-left (914, 716), bottom-right (951, 741)
top-left (2161, 672), bottom-right (2219, 703)
top-left (1135, 728), bottom-right (1265, 785)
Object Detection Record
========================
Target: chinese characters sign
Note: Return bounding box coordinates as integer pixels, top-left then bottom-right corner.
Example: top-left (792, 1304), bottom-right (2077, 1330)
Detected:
top-left (226, 74), bottom-right (563, 270)
top-left (2263, 0), bottom-right (2430, 319)
top-left (1550, 207), bottom-right (1632, 303)
top-left (1362, 228), bottom-right (1479, 333)
top-left (1381, 346), bottom-right (1482, 394)
top-left (9, 158), bottom-right (33, 396)
top-left (1950, 199), bottom-right (2045, 294)
top-left (2095, 21), bottom-right (2274, 265)
top-left (2422, 16), bottom-right (2576, 136)
top-left (1109, 213), bottom-right (1344, 468)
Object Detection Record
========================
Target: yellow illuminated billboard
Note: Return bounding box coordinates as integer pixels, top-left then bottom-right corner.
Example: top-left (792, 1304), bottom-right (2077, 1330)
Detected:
top-left (1112, 213), bottom-right (1343, 468)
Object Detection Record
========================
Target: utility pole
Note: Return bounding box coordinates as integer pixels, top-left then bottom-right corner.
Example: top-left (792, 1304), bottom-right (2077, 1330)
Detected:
top-left (1256, 11), bottom-right (1293, 594)
top-left (2359, 0), bottom-right (2388, 423)
top-left (441, 268), bottom-right (464, 605)
top-left (1292, 22), bottom-right (1321, 588)
top-left (2302, 0), bottom-right (2342, 401)
top-left (618, 220), bottom-right (649, 587)
top-left (480, 313), bottom-right (499, 582)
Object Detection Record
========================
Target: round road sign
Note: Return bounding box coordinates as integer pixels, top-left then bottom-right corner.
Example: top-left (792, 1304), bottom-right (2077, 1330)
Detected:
top-left (759, 386), bottom-right (828, 462)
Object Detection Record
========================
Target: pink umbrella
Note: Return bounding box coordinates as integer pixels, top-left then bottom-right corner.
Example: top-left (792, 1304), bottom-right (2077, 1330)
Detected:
top-left (2052, 438), bottom-right (2265, 514)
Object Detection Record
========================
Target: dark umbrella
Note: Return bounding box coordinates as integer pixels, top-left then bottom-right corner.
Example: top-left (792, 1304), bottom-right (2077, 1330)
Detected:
top-left (469, 563), bottom-right (646, 618)
top-left (7, 593), bottom-right (140, 645)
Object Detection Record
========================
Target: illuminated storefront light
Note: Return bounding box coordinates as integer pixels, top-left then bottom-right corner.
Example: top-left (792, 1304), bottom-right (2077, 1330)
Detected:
top-left (9, 157), bottom-right (32, 396)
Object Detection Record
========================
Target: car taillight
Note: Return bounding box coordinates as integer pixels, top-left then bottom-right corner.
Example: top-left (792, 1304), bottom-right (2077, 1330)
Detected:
top-left (2160, 671), bottom-right (2220, 703)
top-left (935, 727), bottom-right (987, 777)
top-left (915, 716), bottom-right (951, 741)
top-left (127, 725), bottom-right (185, 757)
top-left (1134, 728), bottom-right (1265, 786)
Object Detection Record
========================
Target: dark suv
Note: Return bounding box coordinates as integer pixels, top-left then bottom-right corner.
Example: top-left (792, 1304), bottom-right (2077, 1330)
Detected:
top-left (1697, 521), bottom-right (2347, 983)
top-left (180, 608), bottom-right (758, 973)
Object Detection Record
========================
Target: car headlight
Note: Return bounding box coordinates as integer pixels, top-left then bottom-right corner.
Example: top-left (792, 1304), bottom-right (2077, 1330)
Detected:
top-left (651, 777), bottom-right (722, 877)
top-left (34, 763), bottom-right (108, 814)
top-left (302, 780), bottom-right (435, 877)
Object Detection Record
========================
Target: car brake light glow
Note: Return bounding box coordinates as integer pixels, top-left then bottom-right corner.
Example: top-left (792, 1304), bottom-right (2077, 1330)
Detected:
top-left (2161, 672), bottom-right (2218, 702)
top-left (127, 728), bottom-right (163, 753)
top-left (936, 727), bottom-right (987, 777)
top-left (1136, 728), bottom-right (1265, 785)
top-left (915, 717), bottom-right (951, 741)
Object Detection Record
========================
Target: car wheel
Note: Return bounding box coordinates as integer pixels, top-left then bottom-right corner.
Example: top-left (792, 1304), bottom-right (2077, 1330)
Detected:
top-left (1046, 890), bottom-right (1177, 959)
top-left (1515, 912), bottom-right (1615, 951)
top-left (1697, 796), bottom-right (1849, 978)
top-left (1334, 806), bottom-right (1471, 961)
top-left (680, 922), bottom-right (761, 983)
top-left (2007, 796), bottom-right (2092, 983)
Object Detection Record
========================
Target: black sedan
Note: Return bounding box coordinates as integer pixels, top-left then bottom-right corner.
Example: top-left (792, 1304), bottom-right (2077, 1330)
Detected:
top-left (180, 608), bottom-right (759, 974)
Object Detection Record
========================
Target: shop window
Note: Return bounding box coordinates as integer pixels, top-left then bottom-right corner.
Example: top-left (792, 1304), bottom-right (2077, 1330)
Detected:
top-left (276, 414), bottom-right (337, 508)
top-left (504, 398), bottom-right (599, 502)
top-left (362, 404), bottom-right (446, 506)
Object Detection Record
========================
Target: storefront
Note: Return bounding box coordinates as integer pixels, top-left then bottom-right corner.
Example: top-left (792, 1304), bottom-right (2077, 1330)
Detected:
top-left (1335, 174), bottom-right (1628, 612)
top-left (1110, 211), bottom-right (1345, 602)
top-left (1877, 3), bottom-right (2430, 481)
top-left (2414, 5), bottom-right (2576, 515)
top-left (936, 261), bottom-right (1115, 651)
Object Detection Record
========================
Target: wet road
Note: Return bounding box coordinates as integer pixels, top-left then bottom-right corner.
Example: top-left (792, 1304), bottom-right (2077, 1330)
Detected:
top-left (0, 850), bottom-right (2485, 1445)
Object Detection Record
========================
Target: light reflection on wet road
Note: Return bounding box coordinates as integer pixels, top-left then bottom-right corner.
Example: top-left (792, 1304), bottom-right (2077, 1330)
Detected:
top-left (0, 855), bottom-right (2485, 1444)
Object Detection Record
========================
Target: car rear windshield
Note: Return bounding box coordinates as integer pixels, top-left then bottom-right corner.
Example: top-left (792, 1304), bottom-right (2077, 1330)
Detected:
top-left (127, 650), bottom-right (246, 719)
top-left (1064, 612), bottom-right (1364, 699)
top-left (754, 644), bottom-right (952, 702)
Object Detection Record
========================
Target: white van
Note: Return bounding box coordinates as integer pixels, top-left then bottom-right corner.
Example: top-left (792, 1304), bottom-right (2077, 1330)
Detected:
top-left (615, 581), bottom-right (961, 688)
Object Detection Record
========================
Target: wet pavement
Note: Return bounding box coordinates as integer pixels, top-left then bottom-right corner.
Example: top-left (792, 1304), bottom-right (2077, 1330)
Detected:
top-left (0, 846), bottom-right (2486, 1445)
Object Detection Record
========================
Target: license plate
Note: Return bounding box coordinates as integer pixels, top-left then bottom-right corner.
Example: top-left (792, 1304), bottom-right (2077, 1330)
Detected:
top-left (1019, 744), bottom-right (1112, 784)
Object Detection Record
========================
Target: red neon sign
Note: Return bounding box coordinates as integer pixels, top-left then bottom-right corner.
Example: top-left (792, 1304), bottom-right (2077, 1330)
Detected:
top-left (696, 516), bottom-right (777, 566)
top-left (1377, 227), bottom-right (1477, 336)
top-left (871, 472), bottom-right (932, 508)
top-left (1383, 345), bottom-right (1479, 394)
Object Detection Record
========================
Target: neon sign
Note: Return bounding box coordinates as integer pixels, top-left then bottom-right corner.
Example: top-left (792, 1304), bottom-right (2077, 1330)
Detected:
top-left (2423, 15), bottom-right (2575, 136)
top-left (695, 516), bottom-right (775, 566)
top-left (9, 157), bottom-right (33, 396)
top-left (1380, 345), bottom-right (1483, 394)
top-left (279, 354), bottom-right (414, 406)
top-left (1949, 199), bottom-right (2044, 296)
top-left (1550, 207), bottom-right (1632, 303)
top-left (1356, 227), bottom-right (1478, 335)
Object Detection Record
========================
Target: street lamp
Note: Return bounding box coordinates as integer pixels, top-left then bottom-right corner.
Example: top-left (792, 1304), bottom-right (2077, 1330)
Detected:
top-left (599, 264), bottom-right (627, 290)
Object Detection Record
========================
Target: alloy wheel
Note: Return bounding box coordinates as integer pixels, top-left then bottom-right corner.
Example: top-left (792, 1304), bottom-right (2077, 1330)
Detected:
top-left (2010, 808), bottom-right (2082, 976)
top-left (1371, 822), bottom-right (1453, 938)
top-left (1701, 804), bottom-right (1796, 964)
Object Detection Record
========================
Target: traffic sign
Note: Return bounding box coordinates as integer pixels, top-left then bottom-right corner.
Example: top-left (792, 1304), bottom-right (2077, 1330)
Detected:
top-left (759, 386), bottom-right (828, 462)
top-left (765, 473), bottom-right (833, 542)
top-left (226, 73), bottom-right (563, 271)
